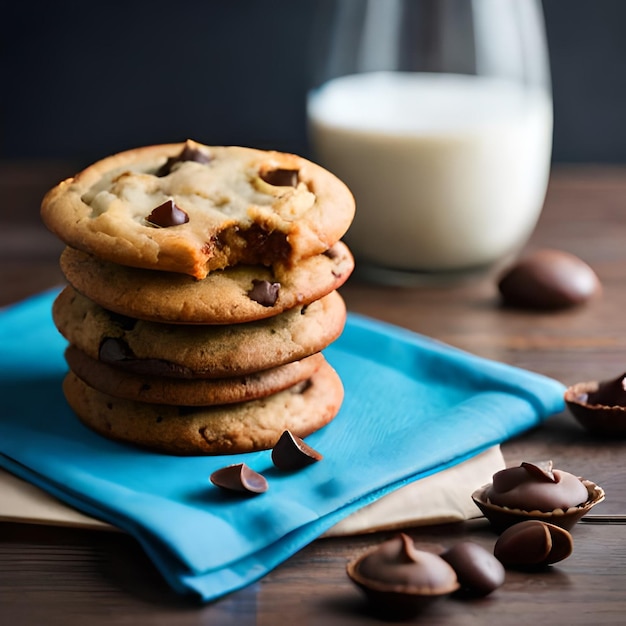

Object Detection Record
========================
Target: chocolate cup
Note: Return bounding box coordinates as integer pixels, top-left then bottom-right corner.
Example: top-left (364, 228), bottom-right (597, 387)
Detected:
top-left (565, 381), bottom-right (626, 436)
top-left (346, 546), bottom-right (459, 617)
top-left (471, 479), bottom-right (605, 533)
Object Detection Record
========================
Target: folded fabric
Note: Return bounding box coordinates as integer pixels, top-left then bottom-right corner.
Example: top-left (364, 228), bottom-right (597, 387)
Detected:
top-left (0, 445), bottom-right (505, 533)
top-left (0, 290), bottom-right (566, 602)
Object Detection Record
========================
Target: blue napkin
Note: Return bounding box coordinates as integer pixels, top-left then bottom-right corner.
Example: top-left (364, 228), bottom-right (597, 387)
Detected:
top-left (0, 289), bottom-right (565, 601)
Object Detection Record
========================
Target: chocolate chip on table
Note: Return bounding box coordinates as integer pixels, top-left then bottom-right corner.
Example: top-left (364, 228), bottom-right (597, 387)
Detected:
top-left (271, 430), bottom-right (322, 470)
top-left (441, 541), bottom-right (505, 596)
top-left (497, 248), bottom-right (601, 310)
top-left (156, 141), bottom-right (212, 176)
top-left (210, 463), bottom-right (268, 494)
top-left (494, 520), bottom-right (573, 569)
top-left (260, 168), bottom-right (299, 187)
top-left (247, 279), bottom-right (280, 306)
top-left (146, 199), bottom-right (189, 228)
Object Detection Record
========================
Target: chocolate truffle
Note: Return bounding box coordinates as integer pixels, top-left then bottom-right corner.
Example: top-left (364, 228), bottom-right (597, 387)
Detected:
top-left (486, 461), bottom-right (589, 512)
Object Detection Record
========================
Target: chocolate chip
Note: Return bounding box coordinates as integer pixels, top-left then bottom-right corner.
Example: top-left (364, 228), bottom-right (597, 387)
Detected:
top-left (210, 463), bottom-right (268, 494)
top-left (99, 337), bottom-right (134, 363)
top-left (494, 520), bottom-right (573, 569)
top-left (146, 199), bottom-right (189, 228)
top-left (247, 279), bottom-right (280, 307)
top-left (586, 373), bottom-right (626, 406)
top-left (261, 168), bottom-right (299, 187)
top-left (98, 338), bottom-right (193, 377)
top-left (323, 246), bottom-right (339, 260)
top-left (520, 460), bottom-right (556, 483)
top-left (441, 542), bottom-right (505, 596)
top-left (156, 141), bottom-right (211, 176)
top-left (497, 249), bottom-right (601, 310)
top-left (108, 312), bottom-right (137, 331)
top-left (271, 430), bottom-right (322, 471)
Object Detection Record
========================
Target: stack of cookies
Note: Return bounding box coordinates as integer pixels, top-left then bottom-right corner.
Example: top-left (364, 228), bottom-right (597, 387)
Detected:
top-left (41, 140), bottom-right (355, 455)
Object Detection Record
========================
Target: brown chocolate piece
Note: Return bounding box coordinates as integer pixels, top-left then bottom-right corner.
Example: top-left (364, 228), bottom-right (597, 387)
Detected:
top-left (156, 140), bottom-right (211, 176)
top-left (586, 373), bottom-right (626, 406)
top-left (487, 461), bottom-right (589, 512)
top-left (497, 249), bottom-right (601, 310)
top-left (347, 534), bottom-right (459, 616)
top-left (494, 520), bottom-right (573, 568)
top-left (271, 430), bottom-right (322, 470)
top-left (441, 542), bottom-right (505, 596)
top-left (98, 337), bottom-right (193, 377)
top-left (210, 463), bottom-right (268, 494)
top-left (261, 168), bottom-right (299, 187)
top-left (146, 199), bottom-right (189, 228)
top-left (247, 279), bottom-right (280, 307)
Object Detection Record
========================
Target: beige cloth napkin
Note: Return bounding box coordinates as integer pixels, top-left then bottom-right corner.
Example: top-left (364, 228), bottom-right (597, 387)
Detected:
top-left (0, 446), bottom-right (502, 535)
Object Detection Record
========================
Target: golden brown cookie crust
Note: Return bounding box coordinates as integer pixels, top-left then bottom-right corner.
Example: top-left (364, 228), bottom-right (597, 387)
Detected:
top-left (59, 242), bottom-right (354, 324)
top-left (65, 345), bottom-right (325, 406)
top-left (41, 141), bottom-right (355, 279)
top-left (52, 287), bottom-right (347, 378)
top-left (63, 363), bottom-right (344, 455)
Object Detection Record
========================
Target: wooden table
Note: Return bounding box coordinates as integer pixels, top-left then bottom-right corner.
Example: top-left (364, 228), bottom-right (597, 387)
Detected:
top-left (1, 163), bottom-right (626, 625)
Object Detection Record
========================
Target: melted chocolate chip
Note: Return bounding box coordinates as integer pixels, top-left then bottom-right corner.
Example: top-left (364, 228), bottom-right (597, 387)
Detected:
top-left (210, 463), bottom-right (268, 494)
top-left (156, 141), bottom-right (211, 176)
top-left (271, 430), bottom-right (323, 471)
top-left (261, 168), bottom-right (299, 187)
top-left (98, 338), bottom-right (193, 377)
top-left (291, 378), bottom-right (312, 394)
top-left (146, 199), bottom-right (189, 228)
top-left (247, 279), bottom-right (280, 307)
top-left (99, 337), bottom-right (134, 363)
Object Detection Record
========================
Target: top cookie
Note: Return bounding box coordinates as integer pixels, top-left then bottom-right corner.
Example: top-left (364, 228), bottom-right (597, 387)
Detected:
top-left (41, 140), bottom-right (355, 279)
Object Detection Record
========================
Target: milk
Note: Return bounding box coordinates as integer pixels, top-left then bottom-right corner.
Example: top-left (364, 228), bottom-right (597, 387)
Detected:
top-left (307, 72), bottom-right (553, 274)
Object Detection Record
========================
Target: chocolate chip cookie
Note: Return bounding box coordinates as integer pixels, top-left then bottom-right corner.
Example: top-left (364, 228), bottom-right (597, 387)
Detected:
top-left (59, 241), bottom-right (354, 324)
top-left (42, 140), bottom-right (355, 279)
top-left (65, 345), bottom-right (325, 406)
top-left (53, 286), bottom-right (347, 378)
top-left (63, 362), bottom-right (344, 455)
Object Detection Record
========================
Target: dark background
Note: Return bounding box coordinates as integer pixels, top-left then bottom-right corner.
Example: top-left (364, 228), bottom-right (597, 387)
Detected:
top-left (2, 0), bottom-right (625, 165)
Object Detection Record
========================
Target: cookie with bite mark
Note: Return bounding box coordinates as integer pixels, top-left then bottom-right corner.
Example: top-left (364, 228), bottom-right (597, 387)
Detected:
top-left (59, 241), bottom-right (354, 324)
top-left (41, 140), bottom-right (355, 279)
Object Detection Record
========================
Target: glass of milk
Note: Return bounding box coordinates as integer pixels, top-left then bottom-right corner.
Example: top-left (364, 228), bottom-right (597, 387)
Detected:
top-left (307, 0), bottom-right (553, 284)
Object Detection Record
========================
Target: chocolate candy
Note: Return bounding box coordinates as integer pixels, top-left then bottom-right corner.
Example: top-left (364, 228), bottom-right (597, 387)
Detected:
top-left (271, 430), bottom-right (322, 470)
top-left (261, 168), bottom-right (299, 187)
top-left (585, 372), bottom-right (626, 406)
top-left (486, 461), bottom-right (589, 512)
top-left (347, 534), bottom-right (459, 616)
top-left (146, 199), bottom-right (189, 228)
top-left (156, 140), bottom-right (211, 176)
top-left (210, 463), bottom-right (268, 494)
top-left (441, 541), bottom-right (505, 596)
top-left (565, 373), bottom-right (626, 436)
top-left (247, 279), bottom-right (280, 307)
top-left (497, 249), bottom-right (600, 310)
top-left (494, 520), bottom-right (573, 568)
